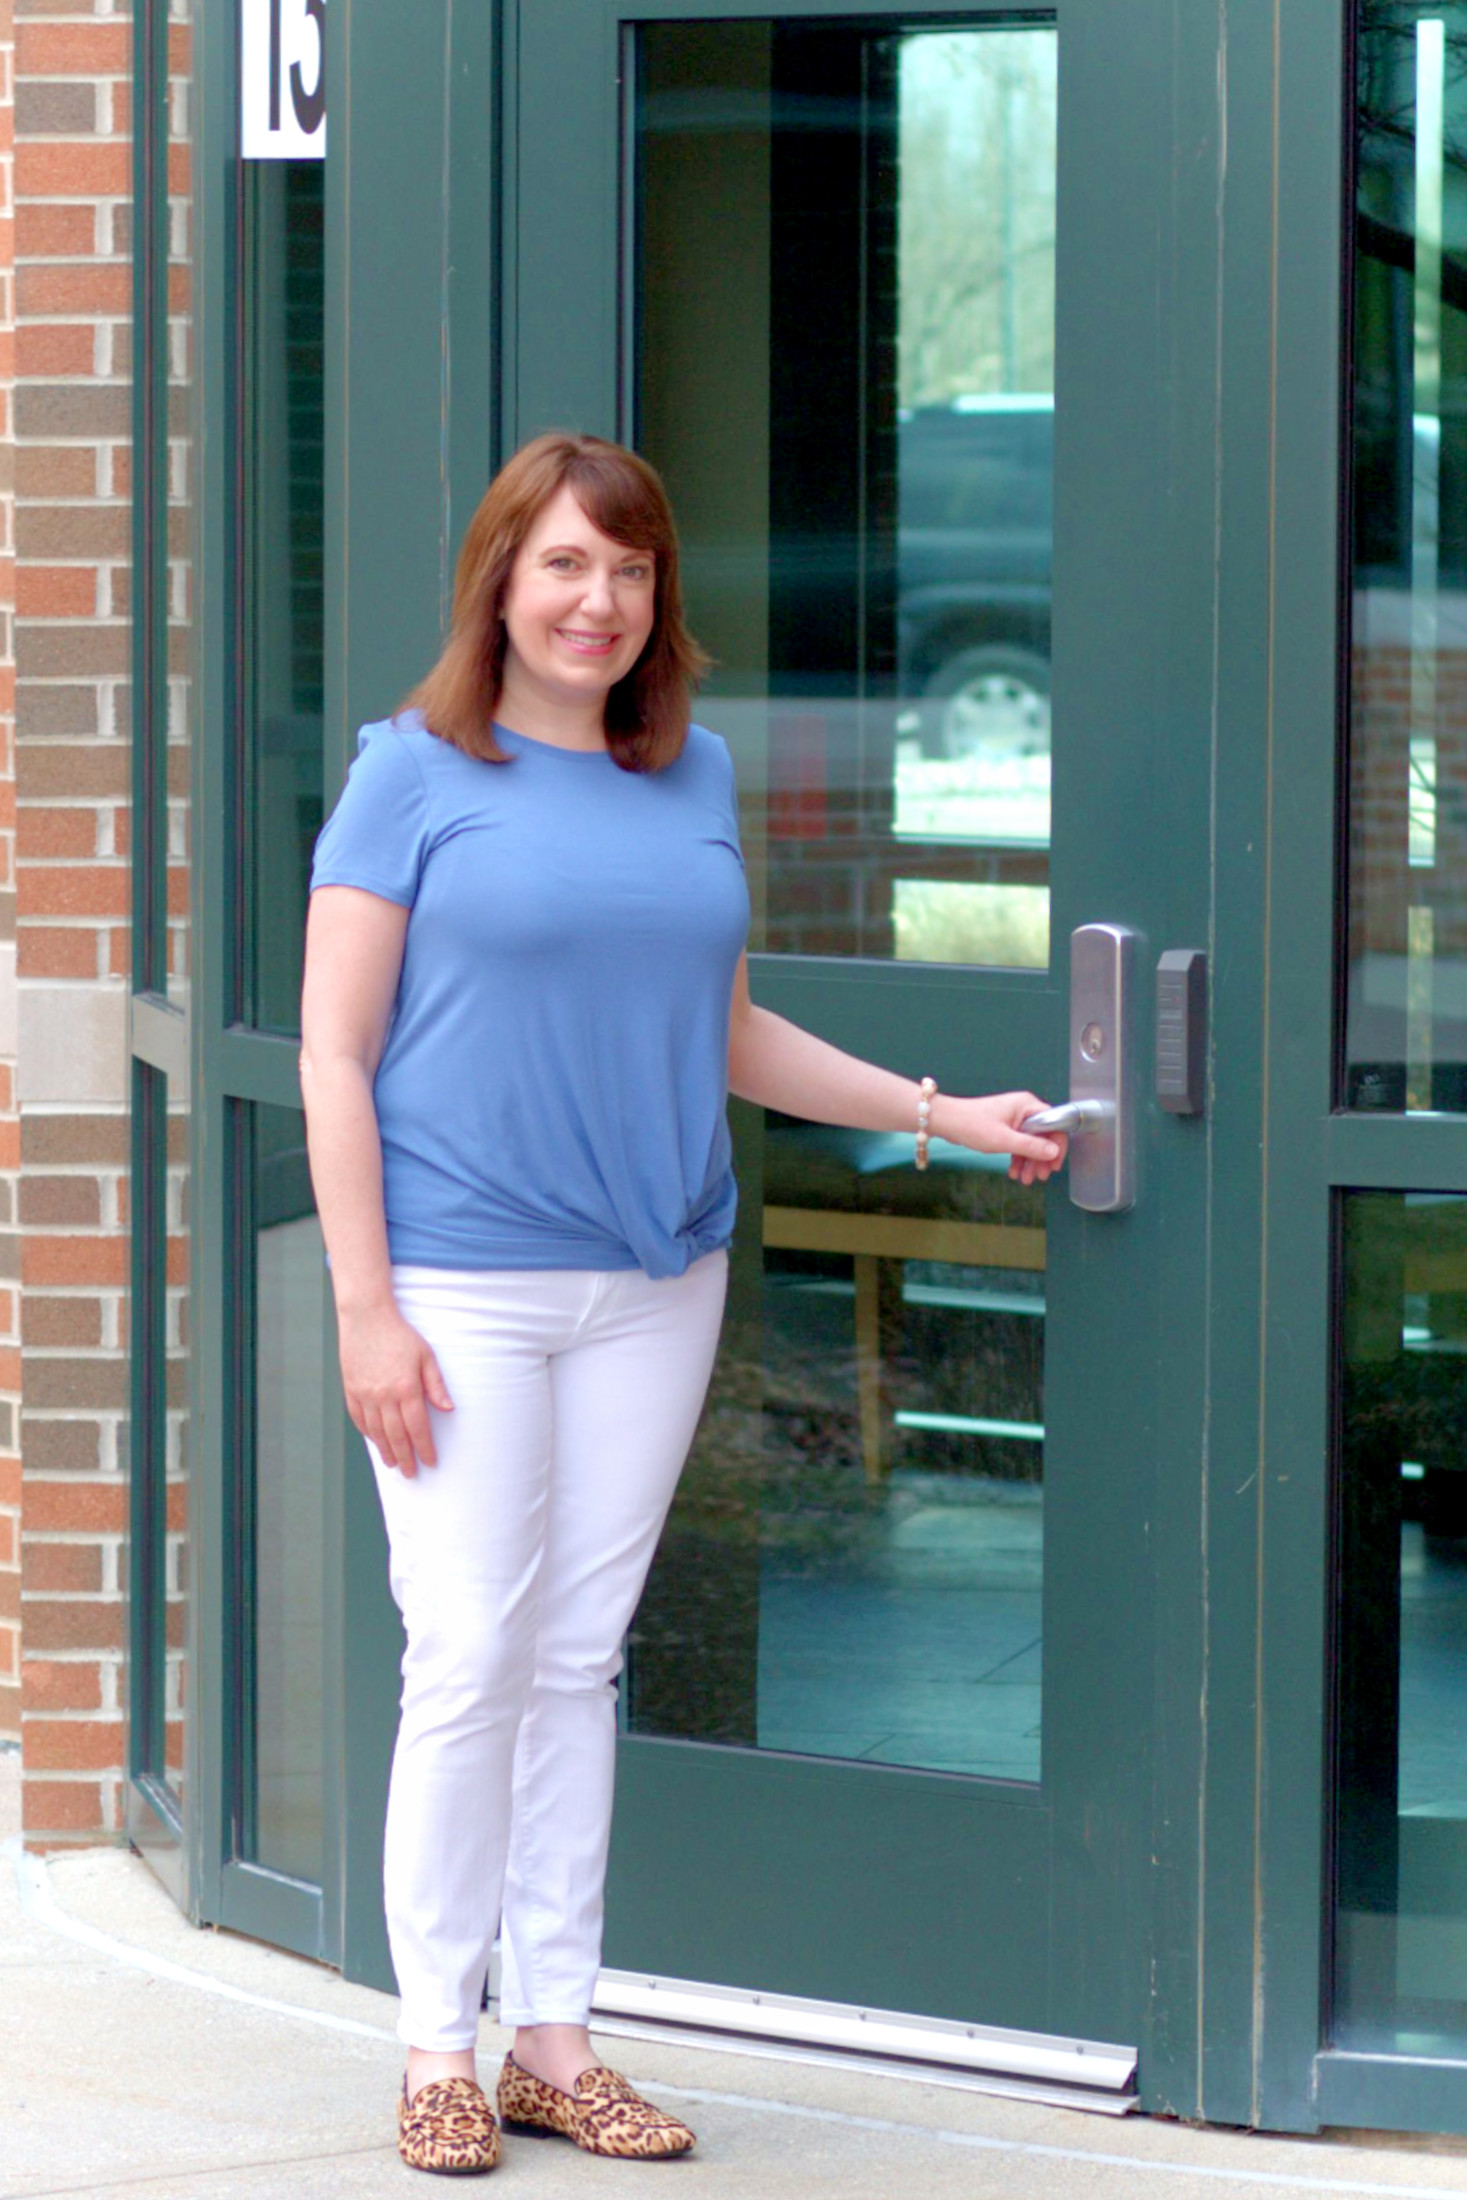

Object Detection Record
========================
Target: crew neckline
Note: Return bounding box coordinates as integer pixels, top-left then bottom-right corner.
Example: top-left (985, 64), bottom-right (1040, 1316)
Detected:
top-left (493, 721), bottom-right (612, 760)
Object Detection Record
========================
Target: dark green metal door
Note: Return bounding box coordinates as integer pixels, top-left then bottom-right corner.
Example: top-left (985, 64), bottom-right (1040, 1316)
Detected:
top-left (500, 0), bottom-right (1337, 2099)
top-left (302, 0), bottom-right (1351, 2134)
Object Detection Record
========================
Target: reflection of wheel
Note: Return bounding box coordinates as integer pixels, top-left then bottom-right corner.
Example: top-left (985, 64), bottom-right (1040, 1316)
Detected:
top-left (921, 644), bottom-right (1051, 761)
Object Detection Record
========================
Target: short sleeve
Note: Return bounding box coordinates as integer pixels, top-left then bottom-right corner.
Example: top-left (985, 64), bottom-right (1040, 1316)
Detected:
top-left (713, 731), bottom-right (745, 867)
top-left (310, 722), bottom-right (432, 909)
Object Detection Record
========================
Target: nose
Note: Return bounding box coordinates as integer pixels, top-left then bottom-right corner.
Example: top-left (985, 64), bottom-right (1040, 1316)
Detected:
top-left (578, 567), bottom-right (615, 619)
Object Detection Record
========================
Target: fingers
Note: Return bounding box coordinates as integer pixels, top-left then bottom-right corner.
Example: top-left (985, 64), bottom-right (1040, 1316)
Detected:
top-left (363, 1400), bottom-right (420, 1479)
top-left (1006, 1094), bottom-right (1065, 1160)
top-left (400, 1389), bottom-right (439, 1472)
top-left (1004, 1094), bottom-right (1066, 1179)
top-left (421, 1352), bottom-right (454, 1415)
top-left (339, 1319), bottom-right (452, 1478)
top-left (348, 1382), bottom-right (444, 1477)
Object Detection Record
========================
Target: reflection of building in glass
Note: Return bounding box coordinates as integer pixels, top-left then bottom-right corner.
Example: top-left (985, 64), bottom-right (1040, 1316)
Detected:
top-left (641, 26), bottom-right (1056, 968)
top-left (1351, 17), bottom-right (1467, 1108)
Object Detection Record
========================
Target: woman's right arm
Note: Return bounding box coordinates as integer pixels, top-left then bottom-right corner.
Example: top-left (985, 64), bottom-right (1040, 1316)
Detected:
top-left (299, 885), bottom-right (453, 1477)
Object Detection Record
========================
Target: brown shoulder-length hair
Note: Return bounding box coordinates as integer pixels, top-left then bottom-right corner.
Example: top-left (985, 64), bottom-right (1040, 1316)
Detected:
top-left (403, 432), bottom-right (710, 773)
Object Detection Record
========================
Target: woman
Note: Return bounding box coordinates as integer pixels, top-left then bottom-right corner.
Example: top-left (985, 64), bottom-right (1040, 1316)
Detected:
top-left (300, 432), bottom-right (1065, 2176)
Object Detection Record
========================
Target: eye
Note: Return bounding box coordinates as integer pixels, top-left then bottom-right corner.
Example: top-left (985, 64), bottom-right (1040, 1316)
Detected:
top-left (619, 561), bottom-right (653, 582)
top-left (546, 554), bottom-right (579, 572)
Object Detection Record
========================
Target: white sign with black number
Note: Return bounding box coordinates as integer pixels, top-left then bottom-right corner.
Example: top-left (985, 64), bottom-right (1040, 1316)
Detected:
top-left (240, 0), bottom-right (325, 161)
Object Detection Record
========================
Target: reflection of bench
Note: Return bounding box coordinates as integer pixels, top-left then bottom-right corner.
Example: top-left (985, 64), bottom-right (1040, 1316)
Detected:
top-left (760, 1126), bottom-right (1046, 1483)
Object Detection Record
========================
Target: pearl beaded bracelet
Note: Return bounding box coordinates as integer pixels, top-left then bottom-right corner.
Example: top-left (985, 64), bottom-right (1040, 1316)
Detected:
top-left (915, 1076), bottom-right (938, 1170)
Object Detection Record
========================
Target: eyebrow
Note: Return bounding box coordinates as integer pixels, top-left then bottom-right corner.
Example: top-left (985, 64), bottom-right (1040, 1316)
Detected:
top-left (536, 541), bottom-right (654, 560)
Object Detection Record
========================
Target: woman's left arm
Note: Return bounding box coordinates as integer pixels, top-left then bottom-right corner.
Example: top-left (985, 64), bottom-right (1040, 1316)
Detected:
top-left (727, 955), bottom-right (1067, 1186)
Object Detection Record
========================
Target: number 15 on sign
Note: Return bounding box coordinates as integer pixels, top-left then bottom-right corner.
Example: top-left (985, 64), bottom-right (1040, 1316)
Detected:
top-left (241, 0), bottom-right (326, 161)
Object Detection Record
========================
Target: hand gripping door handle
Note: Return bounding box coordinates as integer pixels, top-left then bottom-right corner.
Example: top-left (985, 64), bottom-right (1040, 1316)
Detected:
top-left (1020, 923), bottom-right (1139, 1214)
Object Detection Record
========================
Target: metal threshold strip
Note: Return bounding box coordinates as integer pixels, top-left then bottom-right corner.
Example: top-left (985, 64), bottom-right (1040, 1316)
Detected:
top-left (586, 1970), bottom-right (1138, 2116)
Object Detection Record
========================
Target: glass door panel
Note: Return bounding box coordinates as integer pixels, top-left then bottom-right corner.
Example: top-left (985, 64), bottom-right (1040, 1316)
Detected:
top-left (637, 20), bottom-right (1055, 969)
top-left (630, 16), bottom-right (1055, 1795)
top-left (1337, 1191), bottom-right (1467, 2052)
top-left (630, 1109), bottom-right (1046, 1783)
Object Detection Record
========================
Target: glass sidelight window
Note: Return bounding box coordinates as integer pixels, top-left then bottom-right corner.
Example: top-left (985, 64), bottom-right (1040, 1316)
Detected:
top-left (237, 1104), bottom-right (326, 1884)
top-left (627, 19), bottom-right (1055, 1785)
top-left (1347, 7), bottom-right (1467, 1110)
top-left (1336, 1191), bottom-right (1467, 2052)
top-left (636, 20), bottom-right (1056, 971)
top-left (240, 161), bottom-right (325, 1033)
top-left (224, 147), bottom-right (327, 1905)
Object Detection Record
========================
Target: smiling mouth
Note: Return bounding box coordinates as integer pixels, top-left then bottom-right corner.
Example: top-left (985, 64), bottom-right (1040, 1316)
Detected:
top-left (556, 629), bottom-right (619, 653)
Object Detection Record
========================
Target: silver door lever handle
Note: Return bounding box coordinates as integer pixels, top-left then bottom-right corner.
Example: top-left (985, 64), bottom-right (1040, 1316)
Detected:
top-left (1021, 1100), bottom-right (1113, 1137)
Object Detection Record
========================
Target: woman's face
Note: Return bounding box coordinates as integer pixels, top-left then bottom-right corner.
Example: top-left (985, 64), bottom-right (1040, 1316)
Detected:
top-left (498, 483), bottom-right (657, 715)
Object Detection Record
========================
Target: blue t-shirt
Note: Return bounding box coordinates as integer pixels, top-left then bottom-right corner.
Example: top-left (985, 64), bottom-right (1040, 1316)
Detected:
top-left (309, 713), bottom-right (750, 1278)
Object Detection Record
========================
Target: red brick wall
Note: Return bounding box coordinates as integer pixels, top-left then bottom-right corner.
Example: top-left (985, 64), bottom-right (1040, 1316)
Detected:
top-left (15, 0), bottom-right (132, 1840)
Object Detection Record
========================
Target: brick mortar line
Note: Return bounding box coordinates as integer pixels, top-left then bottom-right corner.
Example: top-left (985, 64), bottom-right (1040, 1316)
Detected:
top-left (21, 1590), bottom-right (126, 1602)
top-left (21, 1712), bottom-right (127, 1723)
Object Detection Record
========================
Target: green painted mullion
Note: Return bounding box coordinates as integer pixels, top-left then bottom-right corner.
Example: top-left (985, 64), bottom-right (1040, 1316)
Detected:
top-left (1322, 1112), bottom-right (1467, 1192)
top-left (1248, 0), bottom-right (1350, 2134)
top-left (209, 1028), bottom-right (304, 1110)
top-left (189, 0), bottom-right (246, 1929)
top-left (125, 0), bottom-right (176, 1854)
top-left (131, 0), bottom-right (170, 997)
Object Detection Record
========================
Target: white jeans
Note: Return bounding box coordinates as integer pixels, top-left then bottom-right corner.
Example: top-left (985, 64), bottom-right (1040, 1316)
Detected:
top-left (370, 1252), bottom-right (728, 2050)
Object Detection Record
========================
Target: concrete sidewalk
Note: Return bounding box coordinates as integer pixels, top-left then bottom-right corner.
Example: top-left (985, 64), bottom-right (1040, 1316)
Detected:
top-left (5, 1754), bottom-right (1467, 2200)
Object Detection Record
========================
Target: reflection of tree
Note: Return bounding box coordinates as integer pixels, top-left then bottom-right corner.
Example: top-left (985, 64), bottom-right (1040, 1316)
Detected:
top-left (1358, 14), bottom-right (1467, 182)
top-left (898, 31), bottom-right (1056, 408)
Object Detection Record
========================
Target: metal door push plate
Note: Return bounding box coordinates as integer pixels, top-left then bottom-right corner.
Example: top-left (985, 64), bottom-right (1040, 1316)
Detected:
top-left (1066, 922), bottom-right (1137, 1213)
top-left (1023, 923), bottom-right (1140, 1214)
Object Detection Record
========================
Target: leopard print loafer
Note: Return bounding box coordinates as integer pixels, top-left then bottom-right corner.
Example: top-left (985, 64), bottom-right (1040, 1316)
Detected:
top-left (397, 2075), bottom-right (502, 2175)
top-left (496, 2053), bottom-right (696, 2158)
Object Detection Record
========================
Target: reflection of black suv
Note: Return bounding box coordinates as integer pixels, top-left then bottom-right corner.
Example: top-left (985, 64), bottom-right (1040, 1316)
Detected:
top-left (898, 398), bottom-right (1053, 758)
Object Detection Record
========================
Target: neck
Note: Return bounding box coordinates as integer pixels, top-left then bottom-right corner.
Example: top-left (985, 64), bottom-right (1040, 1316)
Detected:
top-left (495, 669), bottom-right (610, 753)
